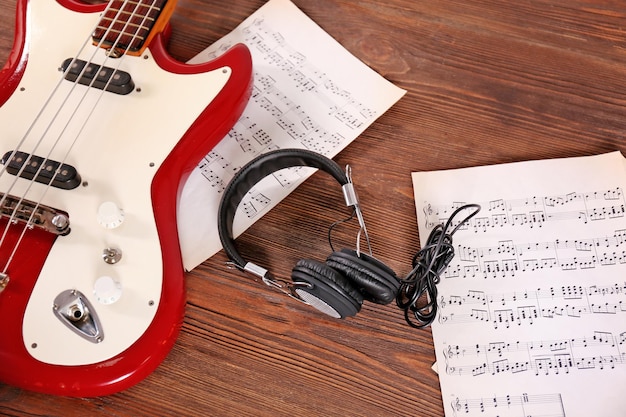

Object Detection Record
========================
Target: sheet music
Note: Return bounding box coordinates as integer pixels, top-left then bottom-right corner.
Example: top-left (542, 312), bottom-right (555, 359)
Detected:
top-left (411, 151), bottom-right (626, 417)
top-left (177, 0), bottom-right (405, 270)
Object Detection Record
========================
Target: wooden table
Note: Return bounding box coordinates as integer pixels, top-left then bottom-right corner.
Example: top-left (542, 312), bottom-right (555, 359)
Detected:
top-left (1, 0), bottom-right (625, 415)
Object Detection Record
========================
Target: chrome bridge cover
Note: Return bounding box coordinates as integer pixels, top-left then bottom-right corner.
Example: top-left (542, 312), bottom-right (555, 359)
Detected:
top-left (0, 193), bottom-right (70, 235)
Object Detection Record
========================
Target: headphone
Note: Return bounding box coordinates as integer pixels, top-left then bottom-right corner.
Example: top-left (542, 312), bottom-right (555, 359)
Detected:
top-left (217, 148), bottom-right (400, 319)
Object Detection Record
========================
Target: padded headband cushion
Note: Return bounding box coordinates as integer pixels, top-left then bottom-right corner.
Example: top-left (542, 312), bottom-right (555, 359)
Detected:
top-left (218, 148), bottom-right (348, 268)
top-left (326, 249), bottom-right (400, 304)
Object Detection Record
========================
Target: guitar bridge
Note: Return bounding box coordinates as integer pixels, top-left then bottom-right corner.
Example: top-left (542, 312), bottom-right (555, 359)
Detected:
top-left (0, 193), bottom-right (70, 235)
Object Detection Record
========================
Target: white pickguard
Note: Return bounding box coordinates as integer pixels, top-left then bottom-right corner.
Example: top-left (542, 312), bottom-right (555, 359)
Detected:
top-left (1, 1), bottom-right (230, 365)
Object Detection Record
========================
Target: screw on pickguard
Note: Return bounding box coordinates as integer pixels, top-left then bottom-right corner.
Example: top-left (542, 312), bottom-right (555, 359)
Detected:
top-left (1, 151), bottom-right (81, 190)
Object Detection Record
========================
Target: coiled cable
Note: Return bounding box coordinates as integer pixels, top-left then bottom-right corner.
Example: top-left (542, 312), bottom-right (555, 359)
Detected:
top-left (397, 203), bottom-right (481, 328)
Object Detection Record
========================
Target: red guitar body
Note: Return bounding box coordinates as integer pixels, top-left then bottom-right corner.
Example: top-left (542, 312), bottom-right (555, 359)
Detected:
top-left (0, 0), bottom-right (252, 396)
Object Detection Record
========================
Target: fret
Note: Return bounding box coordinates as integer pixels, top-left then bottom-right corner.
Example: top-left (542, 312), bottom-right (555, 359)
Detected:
top-left (98, 15), bottom-right (157, 29)
top-left (92, 0), bottom-right (168, 55)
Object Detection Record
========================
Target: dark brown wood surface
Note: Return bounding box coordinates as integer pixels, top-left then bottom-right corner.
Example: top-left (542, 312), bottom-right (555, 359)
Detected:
top-left (1, 0), bottom-right (626, 415)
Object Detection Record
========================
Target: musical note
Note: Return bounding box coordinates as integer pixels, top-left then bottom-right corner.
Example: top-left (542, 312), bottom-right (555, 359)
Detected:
top-left (198, 151), bottom-right (240, 193)
top-left (451, 393), bottom-right (566, 417)
top-left (177, 0), bottom-right (405, 298)
top-left (412, 153), bottom-right (626, 416)
top-left (443, 331), bottom-right (626, 377)
top-left (241, 191), bottom-right (271, 219)
top-left (439, 282), bottom-right (626, 328)
top-left (272, 166), bottom-right (308, 187)
top-left (423, 187), bottom-right (625, 234)
top-left (441, 229), bottom-right (626, 280)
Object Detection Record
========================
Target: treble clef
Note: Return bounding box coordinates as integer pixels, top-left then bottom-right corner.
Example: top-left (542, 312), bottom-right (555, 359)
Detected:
top-left (439, 295), bottom-right (447, 308)
top-left (452, 397), bottom-right (462, 411)
top-left (444, 344), bottom-right (455, 359)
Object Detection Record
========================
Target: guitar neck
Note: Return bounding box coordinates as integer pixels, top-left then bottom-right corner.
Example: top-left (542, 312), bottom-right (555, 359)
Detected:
top-left (92, 0), bottom-right (177, 57)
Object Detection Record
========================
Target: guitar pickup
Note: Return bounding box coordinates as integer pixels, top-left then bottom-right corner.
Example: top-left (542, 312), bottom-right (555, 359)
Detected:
top-left (61, 58), bottom-right (135, 95)
top-left (1, 151), bottom-right (81, 190)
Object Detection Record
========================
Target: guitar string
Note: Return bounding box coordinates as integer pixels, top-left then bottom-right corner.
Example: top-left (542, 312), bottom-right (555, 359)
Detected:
top-left (1, 0), bottom-right (163, 272)
top-left (0, 0), bottom-right (127, 273)
top-left (0, 0), bottom-right (160, 274)
top-left (0, 0), bottom-right (133, 273)
top-left (0, 0), bottom-right (133, 189)
top-left (1, 0), bottom-right (160, 273)
top-left (0, 4), bottom-right (117, 216)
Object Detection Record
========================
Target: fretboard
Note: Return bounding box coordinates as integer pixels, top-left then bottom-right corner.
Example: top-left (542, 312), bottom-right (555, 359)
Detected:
top-left (92, 0), bottom-right (169, 55)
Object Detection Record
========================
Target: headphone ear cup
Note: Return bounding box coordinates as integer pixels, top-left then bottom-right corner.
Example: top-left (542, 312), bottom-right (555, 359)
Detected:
top-left (326, 249), bottom-right (400, 305)
top-left (291, 259), bottom-right (363, 319)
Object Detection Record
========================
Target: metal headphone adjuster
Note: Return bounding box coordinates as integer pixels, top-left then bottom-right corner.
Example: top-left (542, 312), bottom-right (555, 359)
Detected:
top-left (231, 261), bottom-right (313, 304)
top-left (341, 165), bottom-right (372, 256)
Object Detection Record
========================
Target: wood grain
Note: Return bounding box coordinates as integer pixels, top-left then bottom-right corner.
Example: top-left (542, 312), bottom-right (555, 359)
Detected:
top-left (2, 0), bottom-right (626, 415)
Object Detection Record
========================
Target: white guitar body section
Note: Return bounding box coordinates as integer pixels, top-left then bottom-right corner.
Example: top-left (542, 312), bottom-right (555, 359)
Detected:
top-left (0, 1), bottom-right (229, 366)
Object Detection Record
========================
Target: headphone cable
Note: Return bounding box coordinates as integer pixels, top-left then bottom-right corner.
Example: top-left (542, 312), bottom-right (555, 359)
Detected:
top-left (397, 203), bottom-right (481, 328)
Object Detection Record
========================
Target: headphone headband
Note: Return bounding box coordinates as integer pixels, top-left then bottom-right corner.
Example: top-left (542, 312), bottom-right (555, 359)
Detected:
top-left (216, 148), bottom-right (401, 320)
top-left (217, 149), bottom-right (350, 272)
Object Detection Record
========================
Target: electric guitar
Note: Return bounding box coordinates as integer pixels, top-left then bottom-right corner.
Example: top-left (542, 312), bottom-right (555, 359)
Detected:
top-left (0, 0), bottom-right (252, 396)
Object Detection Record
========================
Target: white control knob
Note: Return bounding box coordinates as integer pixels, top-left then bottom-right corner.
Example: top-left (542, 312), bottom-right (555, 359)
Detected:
top-left (94, 276), bottom-right (122, 304)
top-left (97, 201), bottom-right (124, 229)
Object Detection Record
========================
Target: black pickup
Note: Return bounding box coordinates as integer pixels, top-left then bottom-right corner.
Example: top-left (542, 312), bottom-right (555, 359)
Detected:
top-left (1, 151), bottom-right (81, 190)
top-left (61, 58), bottom-right (135, 95)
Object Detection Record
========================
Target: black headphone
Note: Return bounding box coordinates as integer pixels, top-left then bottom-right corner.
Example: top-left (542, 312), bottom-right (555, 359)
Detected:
top-left (217, 148), bottom-right (400, 319)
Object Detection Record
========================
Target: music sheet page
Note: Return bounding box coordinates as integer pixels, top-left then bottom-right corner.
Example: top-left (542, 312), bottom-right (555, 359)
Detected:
top-left (177, 0), bottom-right (405, 270)
top-left (411, 151), bottom-right (626, 417)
